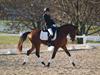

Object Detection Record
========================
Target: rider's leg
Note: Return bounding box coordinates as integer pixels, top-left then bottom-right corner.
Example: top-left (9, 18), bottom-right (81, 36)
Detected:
top-left (47, 28), bottom-right (54, 52)
top-left (48, 28), bottom-right (53, 36)
top-left (48, 28), bottom-right (53, 46)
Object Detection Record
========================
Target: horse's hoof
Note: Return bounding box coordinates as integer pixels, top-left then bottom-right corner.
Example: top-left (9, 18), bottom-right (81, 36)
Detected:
top-left (72, 62), bottom-right (75, 67)
top-left (47, 62), bottom-right (50, 67)
top-left (22, 62), bottom-right (26, 65)
top-left (41, 62), bottom-right (45, 66)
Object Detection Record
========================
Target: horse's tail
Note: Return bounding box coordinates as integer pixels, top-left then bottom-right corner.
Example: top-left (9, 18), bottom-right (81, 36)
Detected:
top-left (17, 32), bottom-right (30, 53)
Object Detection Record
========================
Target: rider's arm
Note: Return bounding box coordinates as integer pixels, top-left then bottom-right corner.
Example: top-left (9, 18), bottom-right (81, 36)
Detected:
top-left (43, 14), bottom-right (51, 23)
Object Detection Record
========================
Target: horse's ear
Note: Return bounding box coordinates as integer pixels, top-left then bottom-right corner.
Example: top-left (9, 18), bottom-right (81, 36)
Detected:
top-left (74, 26), bottom-right (79, 35)
top-left (74, 25), bottom-right (78, 29)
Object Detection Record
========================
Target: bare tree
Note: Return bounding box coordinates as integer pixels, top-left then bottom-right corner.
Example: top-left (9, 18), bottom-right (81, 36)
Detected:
top-left (0, 0), bottom-right (100, 35)
top-left (0, 0), bottom-right (52, 30)
top-left (53, 0), bottom-right (100, 35)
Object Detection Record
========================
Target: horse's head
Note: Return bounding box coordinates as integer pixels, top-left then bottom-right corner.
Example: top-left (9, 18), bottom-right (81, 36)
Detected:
top-left (60, 24), bottom-right (78, 42)
top-left (60, 24), bottom-right (78, 41)
top-left (69, 25), bottom-right (78, 42)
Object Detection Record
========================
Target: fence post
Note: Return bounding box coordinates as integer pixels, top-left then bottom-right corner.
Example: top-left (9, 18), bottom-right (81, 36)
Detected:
top-left (83, 34), bottom-right (86, 45)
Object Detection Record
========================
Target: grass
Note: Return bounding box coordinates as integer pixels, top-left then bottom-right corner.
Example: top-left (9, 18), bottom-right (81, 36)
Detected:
top-left (0, 36), bottom-right (19, 45)
top-left (87, 40), bottom-right (100, 43)
top-left (0, 35), bottom-right (30, 45)
top-left (0, 34), bottom-right (31, 49)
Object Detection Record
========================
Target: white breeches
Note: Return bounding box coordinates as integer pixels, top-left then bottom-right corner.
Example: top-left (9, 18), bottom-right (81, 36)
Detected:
top-left (48, 28), bottom-right (53, 36)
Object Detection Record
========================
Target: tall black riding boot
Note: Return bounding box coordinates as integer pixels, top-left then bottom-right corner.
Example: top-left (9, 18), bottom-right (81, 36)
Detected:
top-left (48, 35), bottom-right (52, 46)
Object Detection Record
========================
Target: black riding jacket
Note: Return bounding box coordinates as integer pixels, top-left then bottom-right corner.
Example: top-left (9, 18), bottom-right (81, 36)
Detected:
top-left (43, 13), bottom-right (55, 28)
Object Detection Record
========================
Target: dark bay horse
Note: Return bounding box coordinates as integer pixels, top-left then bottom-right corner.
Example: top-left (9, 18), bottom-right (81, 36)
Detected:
top-left (17, 24), bottom-right (78, 67)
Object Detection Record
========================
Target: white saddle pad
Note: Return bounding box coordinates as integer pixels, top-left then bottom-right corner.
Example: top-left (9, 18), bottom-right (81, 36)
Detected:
top-left (40, 31), bottom-right (57, 41)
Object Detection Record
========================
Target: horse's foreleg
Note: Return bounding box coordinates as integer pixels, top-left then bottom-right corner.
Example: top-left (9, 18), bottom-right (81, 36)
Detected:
top-left (47, 47), bottom-right (58, 67)
top-left (22, 45), bottom-right (34, 65)
top-left (36, 50), bottom-right (45, 66)
top-left (62, 46), bottom-right (75, 67)
top-left (35, 45), bottom-right (45, 66)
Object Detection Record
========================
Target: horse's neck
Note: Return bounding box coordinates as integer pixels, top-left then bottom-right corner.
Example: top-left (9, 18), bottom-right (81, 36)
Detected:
top-left (57, 29), bottom-right (69, 39)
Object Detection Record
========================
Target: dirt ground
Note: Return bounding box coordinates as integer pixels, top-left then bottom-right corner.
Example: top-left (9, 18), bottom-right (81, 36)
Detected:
top-left (0, 46), bottom-right (100, 75)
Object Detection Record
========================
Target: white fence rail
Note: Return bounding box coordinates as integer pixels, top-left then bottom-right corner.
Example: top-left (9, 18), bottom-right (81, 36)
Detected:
top-left (76, 35), bottom-right (100, 46)
top-left (0, 34), bottom-right (99, 54)
top-left (67, 34), bottom-right (100, 46)
top-left (0, 34), bottom-right (19, 36)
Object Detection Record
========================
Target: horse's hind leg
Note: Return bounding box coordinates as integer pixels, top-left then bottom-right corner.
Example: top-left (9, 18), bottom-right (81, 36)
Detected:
top-left (22, 45), bottom-right (34, 65)
top-left (61, 46), bottom-right (75, 67)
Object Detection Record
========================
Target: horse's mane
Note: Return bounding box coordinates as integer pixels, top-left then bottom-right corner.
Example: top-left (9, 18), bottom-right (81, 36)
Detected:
top-left (60, 23), bottom-right (78, 29)
top-left (58, 23), bottom-right (73, 30)
top-left (61, 23), bottom-right (74, 27)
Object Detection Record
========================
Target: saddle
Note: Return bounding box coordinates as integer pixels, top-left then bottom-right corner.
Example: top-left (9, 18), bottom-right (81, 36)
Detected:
top-left (40, 28), bottom-right (57, 41)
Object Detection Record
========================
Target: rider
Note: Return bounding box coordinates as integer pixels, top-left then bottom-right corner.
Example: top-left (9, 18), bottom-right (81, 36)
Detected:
top-left (43, 7), bottom-right (56, 47)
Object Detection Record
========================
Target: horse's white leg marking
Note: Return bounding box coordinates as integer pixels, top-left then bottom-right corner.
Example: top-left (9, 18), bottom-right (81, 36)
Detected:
top-left (48, 46), bottom-right (54, 63)
top-left (48, 58), bottom-right (53, 63)
top-left (69, 56), bottom-right (74, 64)
top-left (37, 57), bottom-right (44, 63)
top-left (34, 55), bottom-right (44, 63)
top-left (24, 55), bottom-right (29, 63)
top-left (48, 46), bottom-right (54, 51)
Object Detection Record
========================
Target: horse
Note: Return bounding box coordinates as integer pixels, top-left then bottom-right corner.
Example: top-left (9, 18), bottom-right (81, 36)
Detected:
top-left (17, 23), bottom-right (78, 67)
